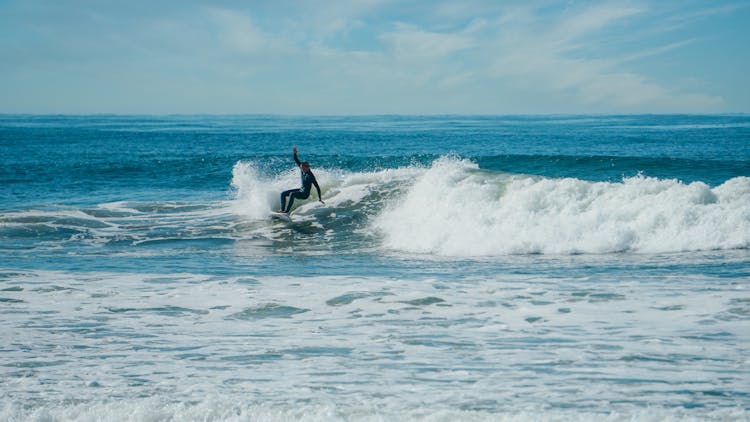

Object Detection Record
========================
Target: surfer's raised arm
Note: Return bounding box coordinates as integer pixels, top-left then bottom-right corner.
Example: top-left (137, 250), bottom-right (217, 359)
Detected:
top-left (293, 146), bottom-right (301, 167)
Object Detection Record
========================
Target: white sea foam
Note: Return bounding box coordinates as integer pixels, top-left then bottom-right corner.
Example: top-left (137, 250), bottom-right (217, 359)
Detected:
top-left (229, 160), bottom-right (420, 218)
top-left (228, 157), bottom-right (750, 255)
top-left (1, 269), bottom-right (748, 421)
top-left (2, 397), bottom-right (746, 422)
top-left (373, 157), bottom-right (750, 256)
top-left (230, 161), bottom-right (344, 218)
top-left (230, 161), bottom-right (283, 219)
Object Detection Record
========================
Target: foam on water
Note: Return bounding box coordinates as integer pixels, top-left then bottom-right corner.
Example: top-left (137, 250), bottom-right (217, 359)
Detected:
top-left (2, 397), bottom-right (747, 422)
top-left (1, 269), bottom-right (748, 420)
top-left (373, 157), bottom-right (750, 256)
top-left (229, 160), bottom-right (421, 219)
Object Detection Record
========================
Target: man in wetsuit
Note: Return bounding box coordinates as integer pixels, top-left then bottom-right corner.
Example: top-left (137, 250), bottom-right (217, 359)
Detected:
top-left (277, 147), bottom-right (324, 214)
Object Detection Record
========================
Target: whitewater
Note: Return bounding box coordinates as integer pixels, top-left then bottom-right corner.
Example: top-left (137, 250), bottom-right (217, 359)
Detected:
top-left (229, 156), bottom-right (750, 256)
top-left (1, 114), bottom-right (749, 421)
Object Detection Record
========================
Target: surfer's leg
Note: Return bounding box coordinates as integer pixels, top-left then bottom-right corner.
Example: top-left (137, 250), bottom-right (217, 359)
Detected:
top-left (283, 191), bottom-right (309, 213)
top-left (283, 191), bottom-right (299, 213)
top-left (280, 189), bottom-right (296, 212)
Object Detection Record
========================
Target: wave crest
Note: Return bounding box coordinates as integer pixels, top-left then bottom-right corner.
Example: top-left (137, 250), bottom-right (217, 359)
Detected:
top-left (372, 158), bottom-right (750, 256)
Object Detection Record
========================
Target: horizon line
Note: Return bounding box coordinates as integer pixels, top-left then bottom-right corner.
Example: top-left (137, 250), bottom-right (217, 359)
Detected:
top-left (2, 112), bottom-right (749, 118)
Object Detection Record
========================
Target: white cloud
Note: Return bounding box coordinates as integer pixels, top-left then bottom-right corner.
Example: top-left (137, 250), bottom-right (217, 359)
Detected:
top-left (278, 1), bottom-right (725, 113)
top-left (553, 4), bottom-right (644, 47)
top-left (379, 23), bottom-right (475, 60)
top-left (483, 3), bottom-right (724, 112)
top-left (205, 7), bottom-right (298, 55)
top-left (0, 0), bottom-right (737, 113)
top-left (615, 39), bottom-right (698, 64)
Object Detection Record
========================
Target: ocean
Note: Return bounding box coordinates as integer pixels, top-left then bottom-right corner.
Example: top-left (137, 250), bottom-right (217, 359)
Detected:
top-left (1, 114), bottom-right (749, 421)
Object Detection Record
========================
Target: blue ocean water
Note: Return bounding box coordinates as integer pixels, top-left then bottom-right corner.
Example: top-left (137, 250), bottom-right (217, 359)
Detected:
top-left (1, 114), bottom-right (749, 420)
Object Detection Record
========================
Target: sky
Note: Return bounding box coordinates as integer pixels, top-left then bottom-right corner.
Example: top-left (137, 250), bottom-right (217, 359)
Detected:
top-left (1, 0), bottom-right (749, 115)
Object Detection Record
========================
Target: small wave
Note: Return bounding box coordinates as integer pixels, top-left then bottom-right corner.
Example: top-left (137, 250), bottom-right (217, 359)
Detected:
top-left (228, 303), bottom-right (309, 320)
top-left (0, 201), bottom-right (237, 251)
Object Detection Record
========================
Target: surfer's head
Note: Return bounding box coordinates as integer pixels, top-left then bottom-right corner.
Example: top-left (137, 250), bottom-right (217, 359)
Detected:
top-left (300, 161), bottom-right (311, 173)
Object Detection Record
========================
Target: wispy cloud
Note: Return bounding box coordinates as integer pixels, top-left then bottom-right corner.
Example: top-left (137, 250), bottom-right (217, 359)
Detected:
top-left (0, 0), bottom-right (741, 113)
top-left (208, 8), bottom-right (271, 54)
top-left (552, 4), bottom-right (645, 47)
top-left (379, 23), bottom-right (475, 60)
top-left (480, 3), bottom-right (724, 112)
top-left (664, 1), bottom-right (750, 25)
top-left (295, 1), bottom-right (725, 112)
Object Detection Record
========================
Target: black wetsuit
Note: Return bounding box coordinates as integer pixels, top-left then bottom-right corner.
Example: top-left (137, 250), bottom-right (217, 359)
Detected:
top-left (280, 153), bottom-right (322, 213)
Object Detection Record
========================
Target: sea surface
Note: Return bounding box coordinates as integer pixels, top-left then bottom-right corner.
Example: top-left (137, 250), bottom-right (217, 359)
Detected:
top-left (1, 114), bottom-right (749, 421)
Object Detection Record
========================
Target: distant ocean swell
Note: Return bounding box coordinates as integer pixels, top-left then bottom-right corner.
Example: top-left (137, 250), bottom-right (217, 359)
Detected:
top-left (231, 156), bottom-right (750, 256)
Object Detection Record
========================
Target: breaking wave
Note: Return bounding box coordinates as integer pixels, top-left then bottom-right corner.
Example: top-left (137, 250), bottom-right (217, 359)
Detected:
top-left (5, 157), bottom-right (747, 258)
top-left (230, 157), bottom-right (750, 257)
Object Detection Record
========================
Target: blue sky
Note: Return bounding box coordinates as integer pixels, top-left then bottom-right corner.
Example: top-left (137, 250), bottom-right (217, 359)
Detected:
top-left (1, 0), bottom-right (748, 114)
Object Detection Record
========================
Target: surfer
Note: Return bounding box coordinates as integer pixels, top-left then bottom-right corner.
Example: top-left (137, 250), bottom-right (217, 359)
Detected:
top-left (277, 147), bottom-right (324, 214)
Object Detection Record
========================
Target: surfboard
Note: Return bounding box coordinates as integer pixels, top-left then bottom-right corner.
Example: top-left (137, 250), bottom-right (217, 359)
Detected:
top-left (270, 212), bottom-right (292, 223)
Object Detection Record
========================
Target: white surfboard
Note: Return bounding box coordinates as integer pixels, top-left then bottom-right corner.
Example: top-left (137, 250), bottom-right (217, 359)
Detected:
top-left (270, 212), bottom-right (292, 222)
